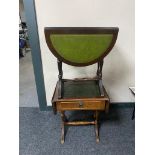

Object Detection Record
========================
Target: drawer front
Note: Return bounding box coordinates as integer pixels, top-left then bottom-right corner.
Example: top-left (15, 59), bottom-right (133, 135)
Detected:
top-left (57, 100), bottom-right (105, 111)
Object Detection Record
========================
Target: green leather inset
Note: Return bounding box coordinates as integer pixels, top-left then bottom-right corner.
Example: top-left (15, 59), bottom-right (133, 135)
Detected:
top-left (63, 81), bottom-right (100, 98)
top-left (50, 34), bottom-right (113, 63)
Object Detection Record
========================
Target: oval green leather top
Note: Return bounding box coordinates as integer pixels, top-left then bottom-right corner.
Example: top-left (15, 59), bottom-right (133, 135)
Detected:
top-left (50, 34), bottom-right (113, 63)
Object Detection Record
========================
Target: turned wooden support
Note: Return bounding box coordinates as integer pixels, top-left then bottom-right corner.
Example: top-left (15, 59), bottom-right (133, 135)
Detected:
top-left (95, 110), bottom-right (99, 143)
top-left (97, 60), bottom-right (104, 79)
top-left (60, 110), bottom-right (101, 144)
top-left (65, 121), bottom-right (95, 125)
top-left (60, 111), bottom-right (65, 144)
top-left (57, 60), bottom-right (63, 99)
top-left (97, 60), bottom-right (104, 96)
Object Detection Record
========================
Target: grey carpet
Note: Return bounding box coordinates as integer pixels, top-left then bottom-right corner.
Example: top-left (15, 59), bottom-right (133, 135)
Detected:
top-left (19, 107), bottom-right (135, 155)
top-left (19, 52), bottom-right (39, 107)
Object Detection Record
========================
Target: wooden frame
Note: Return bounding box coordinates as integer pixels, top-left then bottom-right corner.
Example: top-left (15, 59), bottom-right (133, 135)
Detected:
top-left (52, 80), bottom-right (110, 144)
top-left (44, 27), bottom-right (119, 143)
top-left (44, 27), bottom-right (119, 66)
top-left (56, 60), bottom-right (105, 100)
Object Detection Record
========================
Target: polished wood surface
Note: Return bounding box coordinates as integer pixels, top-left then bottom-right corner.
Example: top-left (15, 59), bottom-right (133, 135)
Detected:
top-left (64, 121), bottom-right (95, 125)
top-left (57, 100), bottom-right (105, 111)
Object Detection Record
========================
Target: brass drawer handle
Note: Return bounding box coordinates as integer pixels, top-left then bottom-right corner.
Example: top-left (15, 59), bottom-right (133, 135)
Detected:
top-left (79, 101), bottom-right (83, 107)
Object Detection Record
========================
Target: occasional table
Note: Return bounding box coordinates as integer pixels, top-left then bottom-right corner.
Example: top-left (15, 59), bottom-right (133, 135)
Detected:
top-left (52, 79), bottom-right (110, 144)
top-left (44, 27), bottom-right (119, 143)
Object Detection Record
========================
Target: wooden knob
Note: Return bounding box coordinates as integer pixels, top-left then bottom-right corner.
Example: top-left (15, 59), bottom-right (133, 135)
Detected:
top-left (79, 101), bottom-right (83, 107)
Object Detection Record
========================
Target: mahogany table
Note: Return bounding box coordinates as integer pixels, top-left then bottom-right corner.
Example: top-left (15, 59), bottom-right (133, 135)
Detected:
top-left (52, 79), bottom-right (110, 144)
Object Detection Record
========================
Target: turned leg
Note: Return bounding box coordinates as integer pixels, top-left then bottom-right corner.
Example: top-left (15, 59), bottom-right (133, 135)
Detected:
top-left (96, 60), bottom-right (104, 79)
top-left (57, 60), bottom-right (63, 99)
top-left (60, 111), bottom-right (66, 144)
top-left (94, 110), bottom-right (99, 143)
top-left (96, 60), bottom-right (104, 96)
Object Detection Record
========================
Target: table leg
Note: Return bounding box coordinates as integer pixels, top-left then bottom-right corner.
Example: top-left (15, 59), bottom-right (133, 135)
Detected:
top-left (95, 110), bottom-right (99, 143)
top-left (60, 111), bottom-right (66, 144)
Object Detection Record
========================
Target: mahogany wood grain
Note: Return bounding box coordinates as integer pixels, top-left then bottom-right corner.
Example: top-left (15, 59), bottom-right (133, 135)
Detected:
top-left (57, 100), bottom-right (105, 111)
top-left (65, 121), bottom-right (95, 125)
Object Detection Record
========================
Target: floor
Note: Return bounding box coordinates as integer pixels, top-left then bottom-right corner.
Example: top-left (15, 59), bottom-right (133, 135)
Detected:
top-left (19, 51), bottom-right (39, 107)
top-left (19, 107), bottom-right (135, 155)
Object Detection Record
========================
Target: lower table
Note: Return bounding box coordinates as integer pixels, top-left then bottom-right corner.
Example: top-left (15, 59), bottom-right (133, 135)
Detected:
top-left (52, 80), bottom-right (110, 144)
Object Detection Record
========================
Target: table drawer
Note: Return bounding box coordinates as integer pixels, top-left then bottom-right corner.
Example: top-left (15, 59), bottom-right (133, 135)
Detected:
top-left (57, 100), bottom-right (105, 111)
